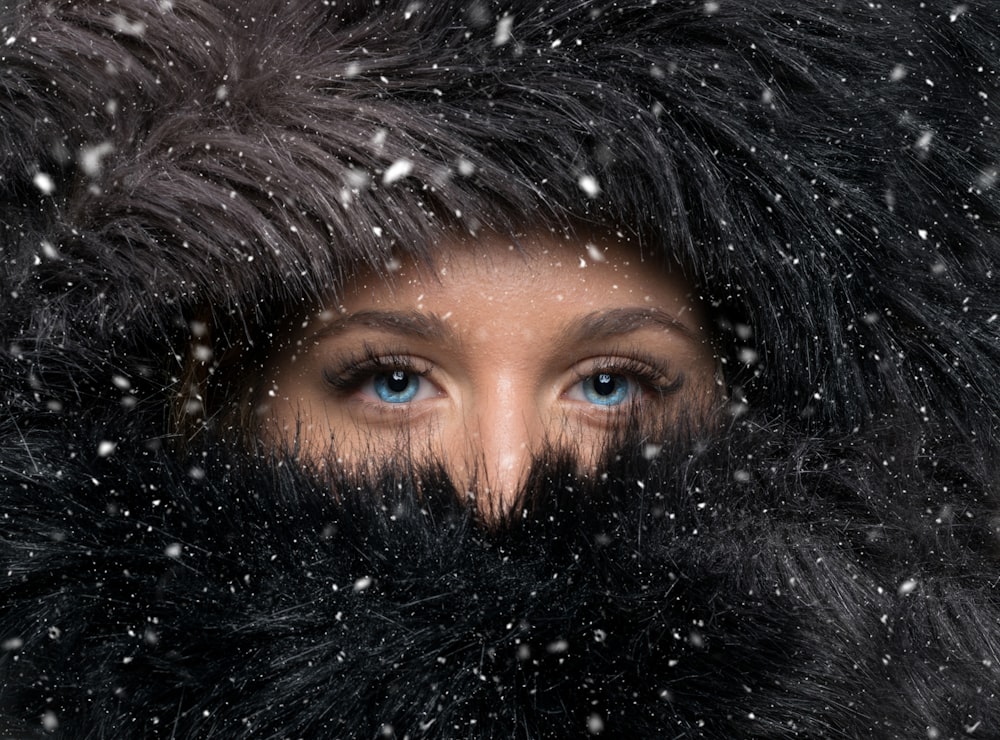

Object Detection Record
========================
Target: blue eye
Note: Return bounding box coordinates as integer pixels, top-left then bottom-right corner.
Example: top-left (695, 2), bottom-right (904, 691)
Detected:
top-left (372, 370), bottom-right (421, 403)
top-left (580, 372), bottom-right (632, 406)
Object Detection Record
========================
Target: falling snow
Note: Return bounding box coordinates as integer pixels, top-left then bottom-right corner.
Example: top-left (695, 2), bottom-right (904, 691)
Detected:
top-left (494, 16), bottom-right (513, 46)
top-left (33, 172), bottom-right (55, 195)
top-left (578, 174), bottom-right (600, 198)
top-left (585, 243), bottom-right (606, 262)
top-left (41, 712), bottom-right (59, 732)
top-left (111, 13), bottom-right (146, 36)
top-left (382, 159), bottom-right (413, 185)
top-left (587, 714), bottom-right (605, 734)
top-left (79, 142), bottom-right (114, 176)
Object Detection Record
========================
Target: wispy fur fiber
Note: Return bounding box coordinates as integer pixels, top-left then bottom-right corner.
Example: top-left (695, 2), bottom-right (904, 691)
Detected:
top-left (2, 0), bottom-right (1000, 737)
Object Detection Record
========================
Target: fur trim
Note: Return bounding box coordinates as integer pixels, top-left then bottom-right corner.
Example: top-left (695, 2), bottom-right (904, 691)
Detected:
top-left (2, 0), bottom-right (1000, 737)
top-left (1, 408), bottom-right (997, 738)
top-left (2, 0), bottom-right (998, 429)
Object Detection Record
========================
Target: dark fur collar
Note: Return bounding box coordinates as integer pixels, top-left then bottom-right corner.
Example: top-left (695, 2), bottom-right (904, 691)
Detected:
top-left (1, 409), bottom-right (997, 738)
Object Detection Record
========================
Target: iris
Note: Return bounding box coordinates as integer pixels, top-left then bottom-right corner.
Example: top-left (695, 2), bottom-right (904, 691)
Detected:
top-left (372, 370), bottom-right (420, 403)
top-left (581, 373), bottom-right (631, 406)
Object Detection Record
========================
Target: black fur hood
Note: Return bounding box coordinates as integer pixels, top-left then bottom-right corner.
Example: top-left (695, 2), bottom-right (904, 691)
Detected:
top-left (2, 0), bottom-right (1000, 737)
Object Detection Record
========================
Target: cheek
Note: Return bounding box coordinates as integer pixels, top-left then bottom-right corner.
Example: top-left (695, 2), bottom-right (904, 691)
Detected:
top-left (255, 365), bottom-right (333, 454)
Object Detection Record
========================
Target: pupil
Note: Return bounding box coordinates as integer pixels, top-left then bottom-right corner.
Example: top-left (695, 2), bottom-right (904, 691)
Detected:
top-left (595, 373), bottom-right (616, 395)
top-left (387, 370), bottom-right (409, 393)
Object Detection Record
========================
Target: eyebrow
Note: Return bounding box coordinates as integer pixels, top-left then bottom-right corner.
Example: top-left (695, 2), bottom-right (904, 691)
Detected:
top-left (563, 308), bottom-right (702, 345)
top-left (310, 310), bottom-right (453, 342)
top-left (309, 307), bottom-right (700, 346)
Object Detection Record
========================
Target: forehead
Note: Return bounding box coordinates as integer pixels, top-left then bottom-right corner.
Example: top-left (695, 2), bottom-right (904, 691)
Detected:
top-left (338, 231), bottom-right (703, 332)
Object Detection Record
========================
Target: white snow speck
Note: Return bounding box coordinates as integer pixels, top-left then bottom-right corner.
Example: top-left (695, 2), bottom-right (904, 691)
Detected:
top-left (40, 240), bottom-right (60, 260)
top-left (587, 713), bottom-right (605, 734)
top-left (734, 469), bottom-right (751, 482)
top-left (79, 141), bottom-right (114, 176)
top-left (111, 13), bottom-right (146, 36)
top-left (917, 229), bottom-right (929, 240)
top-left (546, 639), bottom-right (569, 653)
top-left (578, 174), bottom-right (600, 198)
top-left (915, 131), bottom-right (933, 150)
top-left (2, 637), bottom-right (23, 651)
top-left (370, 128), bottom-right (388, 150)
top-left (890, 64), bottom-right (907, 82)
top-left (585, 243), bottom-right (606, 262)
top-left (898, 578), bottom-right (918, 596)
top-left (41, 712), bottom-right (59, 732)
top-left (346, 168), bottom-right (370, 189)
top-left (97, 440), bottom-right (116, 457)
top-left (403, 1), bottom-right (423, 21)
top-left (738, 347), bottom-right (759, 365)
top-left (704, 0), bottom-right (720, 14)
top-left (642, 443), bottom-right (662, 460)
top-left (164, 543), bottom-right (182, 559)
top-left (382, 158), bottom-right (413, 185)
top-left (494, 15), bottom-right (513, 46)
top-left (5, 36), bottom-right (15, 47)
top-left (353, 576), bottom-right (373, 591)
top-left (33, 172), bottom-right (55, 195)
top-left (949, 4), bottom-right (968, 22)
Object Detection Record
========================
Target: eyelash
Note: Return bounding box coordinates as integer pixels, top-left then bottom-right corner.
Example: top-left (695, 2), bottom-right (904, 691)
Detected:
top-left (321, 345), bottom-right (432, 394)
top-left (577, 353), bottom-right (685, 399)
top-left (322, 345), bottom-right (683, 401)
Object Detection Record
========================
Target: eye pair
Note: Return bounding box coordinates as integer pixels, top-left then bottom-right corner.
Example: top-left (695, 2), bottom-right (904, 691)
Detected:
top-left (367, 369), bottom-right (635, 406)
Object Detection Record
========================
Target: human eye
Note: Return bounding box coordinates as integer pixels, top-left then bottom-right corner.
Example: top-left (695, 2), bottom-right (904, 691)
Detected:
top-left (363, 369), bottom-right (434, 404)
top-left (571, 372), bottom-right (637, 406)
top-left (322, 347), bottom-right (438, 406)
top-left (566, 354), bottom-right (683, 409)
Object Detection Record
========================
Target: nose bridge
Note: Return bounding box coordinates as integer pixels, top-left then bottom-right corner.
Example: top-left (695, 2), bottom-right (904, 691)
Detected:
top-left (460, 372), bottom-right (543, 516)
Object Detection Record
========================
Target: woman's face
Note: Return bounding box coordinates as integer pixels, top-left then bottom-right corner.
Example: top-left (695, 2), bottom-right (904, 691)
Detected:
top-left (260, 231), bottom-right (721, 514)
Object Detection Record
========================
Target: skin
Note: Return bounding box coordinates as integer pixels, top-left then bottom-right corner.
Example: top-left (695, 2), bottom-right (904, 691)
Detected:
top-left (259, 230), bottom-right (722, 517)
